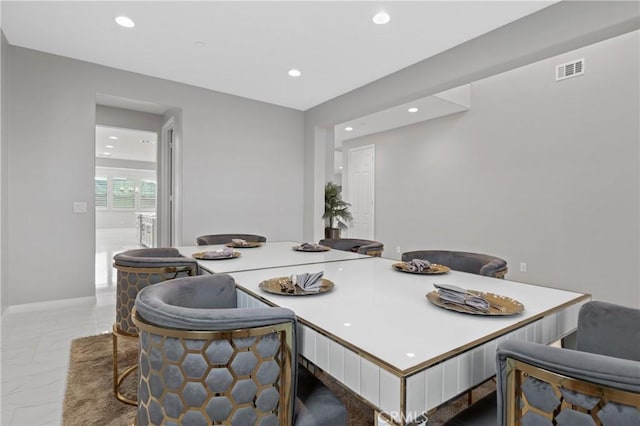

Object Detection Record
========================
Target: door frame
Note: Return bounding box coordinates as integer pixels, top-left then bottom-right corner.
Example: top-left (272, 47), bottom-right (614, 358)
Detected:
top-left (158, 116), bottom-right (182, 246)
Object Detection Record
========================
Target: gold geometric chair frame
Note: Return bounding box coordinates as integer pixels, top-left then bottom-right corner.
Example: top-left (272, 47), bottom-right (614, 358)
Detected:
top-left (133, 311), bottom-right (294, 425)
top-left (113, 263), bottom-right (197, 405)
top-left (506, 358), bottom-right (640, 425)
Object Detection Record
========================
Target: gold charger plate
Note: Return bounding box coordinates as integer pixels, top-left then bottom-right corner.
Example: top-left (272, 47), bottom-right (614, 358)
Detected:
top-left (292, 245), bottom-right (330, 252)
top-left (258, 277), bottom-right (334, 296)
top-left (392, 262), bottom-right (451, 275)
top-left (426, 290), bottom-right (524, 316)
top-left (192, 251), bottom-right (241, 260)
top-left (225, 242), bottom-right (263, 248)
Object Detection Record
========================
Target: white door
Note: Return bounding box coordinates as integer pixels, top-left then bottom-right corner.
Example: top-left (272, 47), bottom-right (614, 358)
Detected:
top-left (346, 145), bottom-right (375, 239)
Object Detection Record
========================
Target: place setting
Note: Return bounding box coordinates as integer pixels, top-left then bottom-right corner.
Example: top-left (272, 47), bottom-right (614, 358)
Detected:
top-left (392, 258), bottom-right (450, 274)
top-left (259, 271), bottom-right (334, 296)
top-left (225, 238), bottom-right (263, 248)
top-left (192, 246), bottom-right (241, 260)
top-left (292, 242), bottom-right (331, 252)
top-left (427, 283), bottom-right (524, 315)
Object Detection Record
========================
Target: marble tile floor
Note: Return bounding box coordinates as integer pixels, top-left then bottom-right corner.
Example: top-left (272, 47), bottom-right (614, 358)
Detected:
top-left (1, 290), bottom-right (117, 425)
top-left (2, 227), bottom-right (138, 425)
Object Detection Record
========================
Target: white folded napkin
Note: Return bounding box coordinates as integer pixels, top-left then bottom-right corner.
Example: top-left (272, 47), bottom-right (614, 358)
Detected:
top-left (202, 247), bottom-right (235, 259)
top-left (406, 258), bottom-right (432, 272)
top-left (290, 271), bottom-right (324, 293)
top-left (434, 283), bottom-right (490, 311)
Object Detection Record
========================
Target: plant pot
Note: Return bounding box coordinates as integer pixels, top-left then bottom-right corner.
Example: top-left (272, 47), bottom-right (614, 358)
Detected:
top-left (324, 228), bottom-right (341, 239)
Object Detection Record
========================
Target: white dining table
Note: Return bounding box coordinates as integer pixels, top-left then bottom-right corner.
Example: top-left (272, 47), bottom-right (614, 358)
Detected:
top-left (223, 258), bottom-right (589, 425)
top-left (177, 240), bottom-right (372, 274)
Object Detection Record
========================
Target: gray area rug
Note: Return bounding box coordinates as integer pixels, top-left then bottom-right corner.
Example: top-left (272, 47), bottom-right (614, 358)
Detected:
top-left (63, 333), bottom-right (494, 425)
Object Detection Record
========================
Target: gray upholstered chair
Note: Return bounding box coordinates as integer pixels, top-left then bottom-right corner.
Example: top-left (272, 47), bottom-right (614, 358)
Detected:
top-left (133, 274), bottom-right (347, 426)
top-left (319, 238), bottom-right (384, 257)
top-left (196, 233), bottom-right (267, 245)
top-left (401, 250), bottom-right (508, 278)
top-left (112, 247), bottom-right (198, 405)
top-left (445, 301), bottom-right (640, 425)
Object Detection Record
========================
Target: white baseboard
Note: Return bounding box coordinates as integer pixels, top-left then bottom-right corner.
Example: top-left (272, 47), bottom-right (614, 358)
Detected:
top-left (4, 295), bottom-right (97, 314)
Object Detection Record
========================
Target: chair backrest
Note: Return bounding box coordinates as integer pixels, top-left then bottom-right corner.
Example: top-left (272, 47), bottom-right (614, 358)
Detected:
top-left (576, 301), bottom-right (640, 361)
top-left (112, 247), bottom-right (198, 335)
top-left (401, 250), bottom-right (507, 278)
top-left (134, 274), bottom-right (298, 426)
top-left (196, 233), bottom-right (267, 245)
top-left (319, 238), bottom-right (384, 256)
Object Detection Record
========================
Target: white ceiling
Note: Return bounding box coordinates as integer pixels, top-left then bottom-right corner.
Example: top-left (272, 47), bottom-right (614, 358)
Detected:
top-left (2, 1), bottom-right (555, 111)
top-left (96, 125), bottom-right (157, 162)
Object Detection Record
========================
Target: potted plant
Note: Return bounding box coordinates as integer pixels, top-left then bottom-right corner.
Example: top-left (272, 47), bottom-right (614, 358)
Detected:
top-left (323, 182), bottom-right (352, 239)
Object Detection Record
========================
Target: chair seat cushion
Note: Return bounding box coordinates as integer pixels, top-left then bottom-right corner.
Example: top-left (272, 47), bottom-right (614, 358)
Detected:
top-left (295, 367), bottom-right (347, 426)
top-left (443, 392), bottom-right (497, 426)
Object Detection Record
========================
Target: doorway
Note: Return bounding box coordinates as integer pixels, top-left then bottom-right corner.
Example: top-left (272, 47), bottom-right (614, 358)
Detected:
top-left (345, 144), bottom-right (375, 239)
top-left (94, 125), bottom-right (158, 290)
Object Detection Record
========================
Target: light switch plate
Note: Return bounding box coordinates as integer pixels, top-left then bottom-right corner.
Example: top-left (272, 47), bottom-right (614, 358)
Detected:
top-left (73, 201), bottom-right (87, 213)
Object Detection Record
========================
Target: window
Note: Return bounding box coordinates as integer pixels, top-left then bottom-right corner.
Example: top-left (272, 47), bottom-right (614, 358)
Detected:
top-left (139, 180), bottom-right (157, 210)
top-left (95, 177), bottom-right (108, 209)
top-left (112, 177), bottom-right (136, 209)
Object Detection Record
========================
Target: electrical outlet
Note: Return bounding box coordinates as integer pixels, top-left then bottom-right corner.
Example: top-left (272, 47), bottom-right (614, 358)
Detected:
top-left (520, 262), bottom-right (527, 273)
top-left (396, 246), bottom-right (401, 253)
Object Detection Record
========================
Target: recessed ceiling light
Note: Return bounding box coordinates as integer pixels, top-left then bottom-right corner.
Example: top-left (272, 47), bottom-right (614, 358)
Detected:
top-left (372, 11), bottom-right (390, 25)
top-left (344, 322), bottom-right (352, 327)
top-left (109, 136), bottom-right (118, 140)
top-left (406, 352), bottom-right (416, 358)
top-left (103, 152), bottom-right (112, 156)
top-left (339, 166), bottom-right (343, 170)
top-left (105, 145), bottom-right (115, 149)
top-left (115, 16), bottom-right (135, 28)
top-left (408, 107), bottom-right (419, 113)
top-left (345, 126), bottom-right (354, 132)
top-left (288, 69), bottom-right (302, 77)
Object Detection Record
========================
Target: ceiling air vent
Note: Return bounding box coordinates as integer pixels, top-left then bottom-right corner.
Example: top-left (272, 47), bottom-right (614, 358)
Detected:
top-left (556, 58), bottom-right (584, 81)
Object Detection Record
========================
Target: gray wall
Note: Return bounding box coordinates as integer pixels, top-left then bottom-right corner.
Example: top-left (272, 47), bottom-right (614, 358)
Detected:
top-left (303, 1), bottom-right (639, 308)
top-left (1, 31), bottom-right (7, 314)
top-left (6, 46), bottom-right (303, 305)
top-left (3, 1), bottom-right (637, 308)
top-left (303, 1), bottom-right (640, 242)
top-left (342, 31), bottom-right (639, 307)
